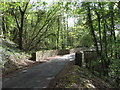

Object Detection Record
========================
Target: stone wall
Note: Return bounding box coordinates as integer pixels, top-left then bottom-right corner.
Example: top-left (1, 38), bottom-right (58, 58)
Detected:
top-left (70, 48), bottom-right (82, 53)
top-left (36, 50), bottom-right (58, 61)
top-left (83, 50), bottom-right (99, 68)
top-left (35, 48), bottom-right (81, 61)
top-left (34, 48), bottom-right (99, 63)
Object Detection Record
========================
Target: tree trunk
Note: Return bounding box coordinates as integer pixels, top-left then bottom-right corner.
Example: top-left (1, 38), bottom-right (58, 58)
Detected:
top-left (2, 15), bottom-right (6, 38)
top-left (95, 8), bottom-right (102, 57)
top-left (66, 14), bottom-right (68, 47)
top-left (86, 3), bottom-right (100, 56)
top-left (57, 15), bottom-right (60, 49)
top-left (19, 13), bottom-right (24, 50)
top-left (110, 3), bottom-right (117, 59)
top-left (18, 2), bottom-right (29, 50)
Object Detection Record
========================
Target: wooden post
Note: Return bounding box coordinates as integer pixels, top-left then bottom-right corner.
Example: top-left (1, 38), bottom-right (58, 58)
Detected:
top-left (75, 52), bottom-right (82, 67)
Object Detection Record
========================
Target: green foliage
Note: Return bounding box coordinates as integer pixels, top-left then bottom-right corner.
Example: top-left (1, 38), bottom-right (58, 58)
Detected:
top-left (0, 1), bottom-right (119, 85)
top-left (80, 33), bottom-right (93, 47)
top-left (109, 59), bottom-right (120, 76)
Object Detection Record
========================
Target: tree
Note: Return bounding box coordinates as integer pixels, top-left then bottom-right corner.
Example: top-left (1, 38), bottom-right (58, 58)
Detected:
top-left (9, 2), bottom-right (29, 50)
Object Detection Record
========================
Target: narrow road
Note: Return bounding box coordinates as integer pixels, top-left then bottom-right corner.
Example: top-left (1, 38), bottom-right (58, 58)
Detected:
top-left (2, 53), bottom-right (75, 89)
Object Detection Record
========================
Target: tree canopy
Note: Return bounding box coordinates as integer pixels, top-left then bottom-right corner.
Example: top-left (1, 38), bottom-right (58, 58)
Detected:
top-left (0, 0), bottom-right (120, 87)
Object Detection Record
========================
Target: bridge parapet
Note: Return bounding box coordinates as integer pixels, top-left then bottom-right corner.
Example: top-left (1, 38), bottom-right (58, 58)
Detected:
top-left (75, 50), bottom-right (99, 68)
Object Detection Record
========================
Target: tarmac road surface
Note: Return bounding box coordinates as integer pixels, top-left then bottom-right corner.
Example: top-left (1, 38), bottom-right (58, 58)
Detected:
top-left (2, 53), bottom-right (75, 89)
